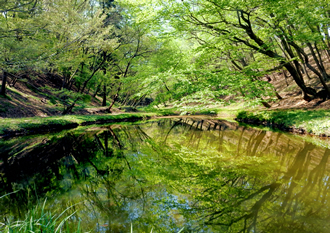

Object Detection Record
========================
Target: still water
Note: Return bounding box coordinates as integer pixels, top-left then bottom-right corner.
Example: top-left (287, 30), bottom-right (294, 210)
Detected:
top-left (1, 117), bottom-right (330, 232)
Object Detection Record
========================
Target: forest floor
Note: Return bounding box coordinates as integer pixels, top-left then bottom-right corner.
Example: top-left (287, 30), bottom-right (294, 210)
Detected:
top-left (265, 70), bottom-right (330, 110)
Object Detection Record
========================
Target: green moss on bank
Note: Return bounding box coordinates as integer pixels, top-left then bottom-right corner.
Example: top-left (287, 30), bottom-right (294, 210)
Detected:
top-left (236, 109), bottom-right (330, 136)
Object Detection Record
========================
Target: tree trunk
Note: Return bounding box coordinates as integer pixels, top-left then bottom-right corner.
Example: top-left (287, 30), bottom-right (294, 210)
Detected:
top-left (68, 80), bottom-right (74, 90)
top-left (122, 92), bottom-right (130, 106)
top-left (62, 97), bottom-right (79, 115)
top-left (247, 25), bottom-right (315, 98)
top-left (310, 42), bottom-right (329, 81)
top-left (77, 83), bottom-right (81, 93)
top-left (80, 52), bottom-right (107, 94)
top-left (283, 62), bottom-right (315, 101)
top-left (7, 72), bottom-right (19, 87)
top-left (108, 93), bottom-right (118, 112)
top-left (291, 41), bottom-right (330, 99)
top-left (282, 69), bottom-right (289, 87)
top-left (261, 101), bottom-right (271, 108)
top-left (93, 84), bottom-right (101, 98)
top-left (102, 84), bottom-right (107, 106)
top-left (302, 62), bottom-right (311, 80)
top-left (0, 71), bottom-right (7, 96)
top-left (274, 90), bottom-right (283, 100)
top-left (132, 94), bottom-right (146, 108)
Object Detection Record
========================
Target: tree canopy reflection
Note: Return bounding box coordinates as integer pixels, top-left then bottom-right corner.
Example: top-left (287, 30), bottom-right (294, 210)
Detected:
top-left (1, 118), bottom-right (330, 232)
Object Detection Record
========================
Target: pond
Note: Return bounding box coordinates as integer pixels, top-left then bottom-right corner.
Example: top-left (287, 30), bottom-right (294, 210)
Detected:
top-left (1, 117), bottom-right (330, 232)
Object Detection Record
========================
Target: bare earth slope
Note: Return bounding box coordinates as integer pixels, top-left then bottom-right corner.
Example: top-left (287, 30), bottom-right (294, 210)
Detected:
top-left (0, 72), bottom-right (105, 118)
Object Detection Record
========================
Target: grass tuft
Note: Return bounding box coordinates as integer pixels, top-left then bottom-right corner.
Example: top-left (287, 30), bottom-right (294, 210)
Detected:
top-left (0, 198), bottom-right (82, 233)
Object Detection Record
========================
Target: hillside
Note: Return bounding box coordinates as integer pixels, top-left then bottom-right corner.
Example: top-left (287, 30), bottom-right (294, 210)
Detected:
top-left (266, 70), bottom-right (330, 110)
top-left (0, 72), bottom-right (107, 118)
top-left (1, 68), bottom-right (330, 119)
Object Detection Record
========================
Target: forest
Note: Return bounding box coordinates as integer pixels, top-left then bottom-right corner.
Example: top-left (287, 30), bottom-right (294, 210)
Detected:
top-left (1, 1), bottom-right (330, 232)
top-left (0, 0), bottom-right (329, 116)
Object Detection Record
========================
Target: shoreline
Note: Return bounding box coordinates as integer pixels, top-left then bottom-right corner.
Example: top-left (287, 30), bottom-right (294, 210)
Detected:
top-left (236, 118), bottom-right (330, 138)
top-left (1, 108), bottom-right (330, 139)
top-left (236, 109), bottom-right (330, 138)
top-left (0, 113), bottom-right (156, 138)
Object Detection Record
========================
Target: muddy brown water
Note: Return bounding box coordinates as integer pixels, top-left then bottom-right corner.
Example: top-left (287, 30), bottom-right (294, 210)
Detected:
top-left (1, 117), bottom-right (330, 232)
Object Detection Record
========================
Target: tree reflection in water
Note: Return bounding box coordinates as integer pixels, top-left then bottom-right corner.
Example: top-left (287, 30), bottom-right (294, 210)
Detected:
top-left (0, 117), bottom-right (330, 232)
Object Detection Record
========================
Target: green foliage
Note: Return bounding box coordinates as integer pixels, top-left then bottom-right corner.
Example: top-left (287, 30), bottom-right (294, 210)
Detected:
top-left (2, 0), bottom-right (330, 117)
top-left (0, 0), bottom-right (119, 100)
top-left (118, 0), bottom-right (330, 106)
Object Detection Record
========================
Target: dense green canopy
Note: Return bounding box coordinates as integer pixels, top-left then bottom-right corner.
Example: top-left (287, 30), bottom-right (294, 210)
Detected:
top-left (1, 0), bottom-right (330, 110)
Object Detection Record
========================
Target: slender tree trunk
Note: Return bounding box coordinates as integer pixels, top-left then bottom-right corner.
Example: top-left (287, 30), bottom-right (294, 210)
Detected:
top-left (317, 25), bottom-right (330, 62)
top-left (261, 100), bottom-right (271, 108)
top-left (313, 42), bottom-right (329, 81)
top-left (292, 41), bottom-right (328, 87)
top-left (283, 69), bottom-right (289, 87)
top-left (305, 43), bottom-right (330, 97)
top-left (279, 38), bottom-right (306, 86)
top-left (62, 97), bottom-right (79, 115)
top-left (108, 93), bottom-right (119, 112)
top-left (274, 90), bottom-right (283, 100)
top-left (102, 84), bottom-right (107, 106)
top-left (122, 93), bottom-right (130, 106)
top-left (7, 72), bottom-right (19, 87)
top-left (308, 43), bottom-right (327, 75)
top-left (62, 74), bottom-right (69, 89)
top-left (302, 62), bottom-right (311, 80)
top-left (68, 80), bottom-right (74, 90)
top-left (132, 94), bottom-right (146, 108)
top-left (81, 69), bottom-right (98, 94)
top-left (64, 67), bottom-right (79, 90)
top-left (283, 62), bottom-right (315, 101)
top-left (258, 29), bottom-right (315, 98)
top-left (93, 84), bottom-right (101, 98)
top-left (80, 52), bottom-right (107, 94)
top-left (77, 83), bottom-right (81, 93)
top-left (0, 71), bottom-right (7, 96)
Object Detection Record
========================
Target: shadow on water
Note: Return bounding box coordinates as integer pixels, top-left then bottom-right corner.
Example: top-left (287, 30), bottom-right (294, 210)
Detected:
top-left (1, 117), bottom-right (330, 232)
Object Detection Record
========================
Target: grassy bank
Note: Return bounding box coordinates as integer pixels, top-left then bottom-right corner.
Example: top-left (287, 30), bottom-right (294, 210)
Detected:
top-left (236, 109), bottom-right (330, 136)
top-left (2, 104), bottom-right (330, 138)
top-left (0, 113), bottom-right (157, 137)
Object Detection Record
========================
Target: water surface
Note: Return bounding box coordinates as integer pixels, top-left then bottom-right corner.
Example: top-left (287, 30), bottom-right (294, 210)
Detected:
top-left (1, 117), bottom-right (330, 232)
